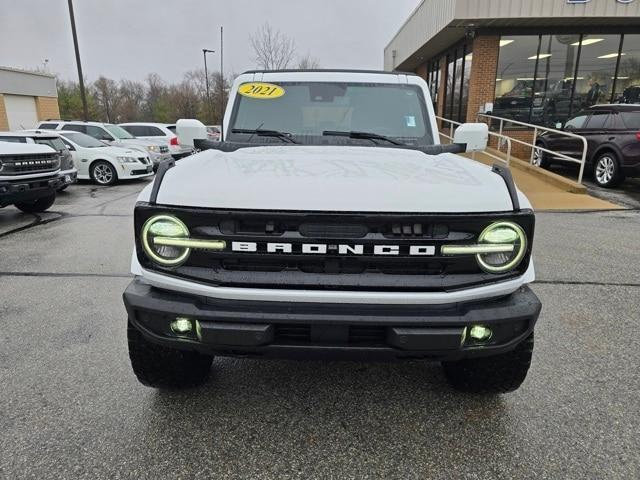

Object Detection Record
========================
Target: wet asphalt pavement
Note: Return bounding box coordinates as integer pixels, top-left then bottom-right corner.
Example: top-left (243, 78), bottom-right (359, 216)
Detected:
top-left (548, 163), bottom-right (640, 209)
top-left (1, 180), bottom-right (639, 479)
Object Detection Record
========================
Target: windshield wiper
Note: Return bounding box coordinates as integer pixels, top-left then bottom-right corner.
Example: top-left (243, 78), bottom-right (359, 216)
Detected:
top-left (232, 128), bottom-right (299, 144)
top-left (322, 130), bottom-right (403, 146)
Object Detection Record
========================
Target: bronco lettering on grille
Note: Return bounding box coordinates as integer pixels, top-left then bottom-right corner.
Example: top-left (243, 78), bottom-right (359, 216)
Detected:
top-left (231, 242), bottom-right (436, 256)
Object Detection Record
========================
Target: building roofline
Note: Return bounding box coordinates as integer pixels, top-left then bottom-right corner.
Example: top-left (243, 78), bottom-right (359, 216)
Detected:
top-left (0, 65), bottom-right (56, 79)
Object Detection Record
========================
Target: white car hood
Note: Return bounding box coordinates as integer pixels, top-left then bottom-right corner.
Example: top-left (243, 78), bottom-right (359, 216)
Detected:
top-left (143, 145), bottom-right (530, 213)
top-left (116, 139), bottom-right (158, 148)
top-left (92, 146), bottom-right (144, 157)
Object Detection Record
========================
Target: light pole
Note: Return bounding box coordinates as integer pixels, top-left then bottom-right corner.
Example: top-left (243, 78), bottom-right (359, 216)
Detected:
top-left (220, 26), bottom-right (224, 137)
top-left (202, 48), bottom-right (215, 124)
top-left (67, 0), bottom-right (88, 121)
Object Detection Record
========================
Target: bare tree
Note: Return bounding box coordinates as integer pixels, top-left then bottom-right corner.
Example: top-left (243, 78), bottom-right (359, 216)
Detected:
top-left (297, 54), bottom-right (320, 70)
top-left (93, 76), bottom-right (121, 122)
top-left (118, 79), bottom-right (146, 122)
top-left (144, 73), bottom-right (169, 122)
top-left (250, 23), bottom-right (296, 70)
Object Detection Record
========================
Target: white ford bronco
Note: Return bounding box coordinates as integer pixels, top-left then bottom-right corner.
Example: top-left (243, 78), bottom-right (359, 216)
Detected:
top-left (124, 70), bottom-right (541, 394)
top-left (0, 142), bottom-right (64, 213)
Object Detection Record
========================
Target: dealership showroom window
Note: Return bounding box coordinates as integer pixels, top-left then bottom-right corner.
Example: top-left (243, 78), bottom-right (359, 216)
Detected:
top-left (493, 33), bottom-right (640, 126)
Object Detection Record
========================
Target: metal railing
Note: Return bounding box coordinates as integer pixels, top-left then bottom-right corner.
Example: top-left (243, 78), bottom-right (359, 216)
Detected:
top-left (476, 113), bottom-right (588, 184)
top-left (436, 115), bottom-right (512, 166)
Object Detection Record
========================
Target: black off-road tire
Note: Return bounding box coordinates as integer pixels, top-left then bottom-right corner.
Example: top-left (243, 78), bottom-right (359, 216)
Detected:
top-left (15, 192), bottom-right (56, 213)
top-left (127, 321), bottom-right (213, 389)
top-left (442, 333), bottom-right (534, 394)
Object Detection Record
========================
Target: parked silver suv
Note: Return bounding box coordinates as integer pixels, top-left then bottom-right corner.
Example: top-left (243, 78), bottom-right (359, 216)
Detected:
top-left (119, 122), bottom-right (194, 160)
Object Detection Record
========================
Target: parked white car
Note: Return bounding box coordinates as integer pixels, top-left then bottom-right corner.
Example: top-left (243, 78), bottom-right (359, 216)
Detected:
top-left (52, 131), bottom-right (154, 185)
top-left (119, 123), bottom-right (194, 160)
top-left (36, 120), bottom-right (172, 169)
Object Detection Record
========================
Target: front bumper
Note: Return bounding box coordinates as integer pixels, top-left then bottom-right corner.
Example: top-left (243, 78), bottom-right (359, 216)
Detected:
top-left (0, 174), bottom-right (63, 207)
top-left (124, 279), bottom-right (541, 361)
top-left (120, 163), bottom-right (154, 179)
top-left (171, 148), bottom-right (195, 160)
top-left (59, 168), bottom-right (78, 188)
top-left (149, 152), bottom-right (173, 168)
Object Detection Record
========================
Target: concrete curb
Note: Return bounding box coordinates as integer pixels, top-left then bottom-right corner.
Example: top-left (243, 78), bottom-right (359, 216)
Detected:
top-left (508, 157), bottom-right (587, 194)
top-left (483, 148), bottom-right (587, 194)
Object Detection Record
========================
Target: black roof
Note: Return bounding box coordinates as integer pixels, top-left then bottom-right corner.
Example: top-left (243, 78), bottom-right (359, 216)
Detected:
top-left (589, 104), bottom-right (640, 111)
top-left (241, 68), bottom-right (418, 76)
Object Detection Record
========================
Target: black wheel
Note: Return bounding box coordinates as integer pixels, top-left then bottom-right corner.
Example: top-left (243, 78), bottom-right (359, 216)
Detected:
top-left (14, 192), bottom-right (56, 213)
top-left (593, 152), bottom-right (624, 188)
top-left (90, 160), bottom-right (117, 186)
top-left (442, 333), bottom-right (534, 394)
top-left (127, 321), bottom-right (213, 389)
top-left (532, 142), bottom-right (550, 169)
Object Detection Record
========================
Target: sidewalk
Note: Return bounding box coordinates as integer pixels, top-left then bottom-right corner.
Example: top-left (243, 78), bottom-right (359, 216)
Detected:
top-left (467, 151), bottom-right (622, 211)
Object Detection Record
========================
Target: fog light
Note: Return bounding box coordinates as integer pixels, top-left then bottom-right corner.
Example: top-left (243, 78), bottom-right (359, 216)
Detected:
top-left (469, 325), bottom-right (492, 341)
top-left (170, 317), bottom-right (193, 334)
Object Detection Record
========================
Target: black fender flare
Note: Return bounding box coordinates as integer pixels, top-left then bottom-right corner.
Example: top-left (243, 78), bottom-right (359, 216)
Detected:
top-left (591, 144), bottom-right (623, 166)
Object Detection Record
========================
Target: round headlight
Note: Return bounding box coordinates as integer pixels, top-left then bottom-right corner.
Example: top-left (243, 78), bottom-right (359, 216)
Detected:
top-left (142, 215), bottom-right (190, 266)
top-left (476, 221), bottom-right (527, 273)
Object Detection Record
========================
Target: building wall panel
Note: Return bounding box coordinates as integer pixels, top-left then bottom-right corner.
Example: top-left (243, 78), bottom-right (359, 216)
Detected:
top-left (384, 0), bottom-right (456, 70)
top-left (0, 95), bottom-right (10, 131)
top-left (458, 0), bottom-right (640, 21)
top-left (35, 96), bottom-right (61, 122)
top-left (0, 67), bottom-right (58, 98)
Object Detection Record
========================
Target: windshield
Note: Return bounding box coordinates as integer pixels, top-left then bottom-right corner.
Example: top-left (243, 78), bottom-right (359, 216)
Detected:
top-left (61, 132), bottom-right (106, 148)
top-left (228, 82), bottom-right (433, 146)
top-left (105, 124), bottom-right (135, 139)
top-left (35, 138), bottom-right (67, 152)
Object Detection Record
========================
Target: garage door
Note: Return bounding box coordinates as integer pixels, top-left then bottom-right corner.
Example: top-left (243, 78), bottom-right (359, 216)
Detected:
top-left (4, 94), bottom-right (38, 130)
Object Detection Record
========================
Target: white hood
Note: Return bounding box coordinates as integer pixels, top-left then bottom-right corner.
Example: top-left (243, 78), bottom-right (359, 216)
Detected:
top-left (95, 146), bottom-right (145, 157)
top-left (115, 138), bottom-right (159, 149)
top-left (142, 146), bottom-right (530, 213)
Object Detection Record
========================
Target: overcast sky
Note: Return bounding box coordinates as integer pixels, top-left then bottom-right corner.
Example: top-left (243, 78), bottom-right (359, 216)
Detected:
top-left (0, 0), bottom-right (419, 83)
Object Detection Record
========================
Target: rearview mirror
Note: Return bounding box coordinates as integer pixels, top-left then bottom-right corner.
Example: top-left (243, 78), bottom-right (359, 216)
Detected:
top-left (453, 123), bottom-right (488, 152)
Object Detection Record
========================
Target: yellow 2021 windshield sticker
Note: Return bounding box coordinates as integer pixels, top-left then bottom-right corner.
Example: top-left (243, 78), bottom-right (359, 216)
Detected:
top-left (238, 83), bottom-right (285, 99)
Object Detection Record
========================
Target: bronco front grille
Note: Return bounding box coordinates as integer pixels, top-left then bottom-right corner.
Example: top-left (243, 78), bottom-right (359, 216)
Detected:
top-left (0, 153), bottom-right (60, 175)
top-left (134, 204), bottom-right (535, 292)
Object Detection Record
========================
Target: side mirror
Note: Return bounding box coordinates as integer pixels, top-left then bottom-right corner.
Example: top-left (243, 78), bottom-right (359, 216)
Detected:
top-left (453, 123), bottom-right (488, 152)
top-left (63, 142), bottom-right (75, 151)
top-left (176, 118), bottom-right (208, 148)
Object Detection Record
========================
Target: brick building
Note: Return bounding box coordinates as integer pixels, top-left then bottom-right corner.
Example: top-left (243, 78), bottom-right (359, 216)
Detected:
top-left (385, 0), bottom-right (640, 155)
top-left (0, 66), bottom-right (60, 131)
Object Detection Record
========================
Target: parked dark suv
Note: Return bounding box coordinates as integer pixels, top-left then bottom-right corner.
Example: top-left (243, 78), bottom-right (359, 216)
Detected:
top-left (534, 105), bottom-right (640, 188)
